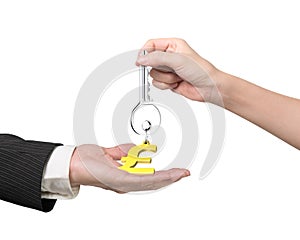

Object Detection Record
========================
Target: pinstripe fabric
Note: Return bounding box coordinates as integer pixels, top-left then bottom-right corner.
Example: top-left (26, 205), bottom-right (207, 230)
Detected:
top-left (0, 134), bottom-right (62, 212)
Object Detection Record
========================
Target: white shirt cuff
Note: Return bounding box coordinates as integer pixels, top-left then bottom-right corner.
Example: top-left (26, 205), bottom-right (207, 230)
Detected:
top-left (41, 145), bottom-right (80, 200)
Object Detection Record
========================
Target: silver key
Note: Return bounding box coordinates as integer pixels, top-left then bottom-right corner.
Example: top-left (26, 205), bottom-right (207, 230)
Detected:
top-left (130, 51), bottom-right (161, 139)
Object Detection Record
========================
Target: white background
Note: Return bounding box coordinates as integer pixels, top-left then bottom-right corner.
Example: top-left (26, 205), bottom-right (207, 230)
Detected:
top-left (1, 0), bottom-right (300, 239)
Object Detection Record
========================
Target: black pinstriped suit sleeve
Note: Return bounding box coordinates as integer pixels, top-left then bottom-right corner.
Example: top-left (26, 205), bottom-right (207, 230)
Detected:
top-left (0, 134), bottom-right (62, 212)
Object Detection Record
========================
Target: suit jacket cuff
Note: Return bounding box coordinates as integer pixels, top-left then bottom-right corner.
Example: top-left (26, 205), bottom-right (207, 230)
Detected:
top-left (41, 145), bottom-right (80, 199)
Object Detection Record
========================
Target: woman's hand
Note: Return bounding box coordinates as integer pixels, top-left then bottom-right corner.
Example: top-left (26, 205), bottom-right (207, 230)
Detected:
top-left (136, 38), bottom-right (222, 104)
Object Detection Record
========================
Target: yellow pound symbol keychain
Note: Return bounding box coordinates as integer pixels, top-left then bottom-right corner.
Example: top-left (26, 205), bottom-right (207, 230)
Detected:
top-left (118, 140), bottom-right (157, 174)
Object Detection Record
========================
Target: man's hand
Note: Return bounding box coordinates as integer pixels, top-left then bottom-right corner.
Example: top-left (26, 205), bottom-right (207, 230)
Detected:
top-left (69, 144), bottom-right (190, 193)
top-left (136, 38), bottom-right (222, 104)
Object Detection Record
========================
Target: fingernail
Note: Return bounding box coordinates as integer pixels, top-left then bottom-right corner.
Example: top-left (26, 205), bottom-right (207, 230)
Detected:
top-left (170, 83), bottom-right (179, 89)
top-left (182, 170), bottom-right (190, 177)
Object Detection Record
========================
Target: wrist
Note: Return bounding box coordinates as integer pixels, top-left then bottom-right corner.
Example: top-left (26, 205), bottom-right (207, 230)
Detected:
top-left (215, 71), bottom-right (249, 111)
top-left (214, 70), bottom-right (231, 106)
top-left (203, 69), bottom-right (229, 106)
top-left (69, 148), bottom-right (81, 188)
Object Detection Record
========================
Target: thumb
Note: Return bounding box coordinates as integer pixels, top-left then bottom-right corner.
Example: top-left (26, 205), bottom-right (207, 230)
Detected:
top-left (104, 143), bottom-right (135, 160)
top-left (136, 51), bottom-right (185, 71)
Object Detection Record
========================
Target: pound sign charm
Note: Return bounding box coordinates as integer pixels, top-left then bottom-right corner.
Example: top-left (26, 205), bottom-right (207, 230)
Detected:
top-left (118, 141), bottom-right (157, 174)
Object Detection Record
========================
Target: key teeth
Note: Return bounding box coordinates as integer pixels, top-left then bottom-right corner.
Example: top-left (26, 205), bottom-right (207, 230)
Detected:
top-left (147, 80), bottom-right (151, 102)
top-left (148, 88), bottom-right (150, 101)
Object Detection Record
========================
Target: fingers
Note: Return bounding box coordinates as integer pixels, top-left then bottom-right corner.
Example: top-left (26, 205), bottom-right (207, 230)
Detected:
top-left (150, 65), bottom-right (174, 73)
top-left (142, 38), bottom-right (178, 53)
top-left (152, 80), bottom-right (178, 90)
top-left (150, 69), bottom-right (181, 84)
top-left (91, 160), bottom-right (190, 193)
top-left (115, 168), bottom-right (190, 192)
top-left (142, 38), bottom-right (188, 53)
top-left (109, 160), bottom-right (122, 168)
top-left (136, 51), bottom-right (184, 70)
top-left (104, 143), bottom-right (135, 160)
top-left (151, 69), bottom-right (181, 90)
